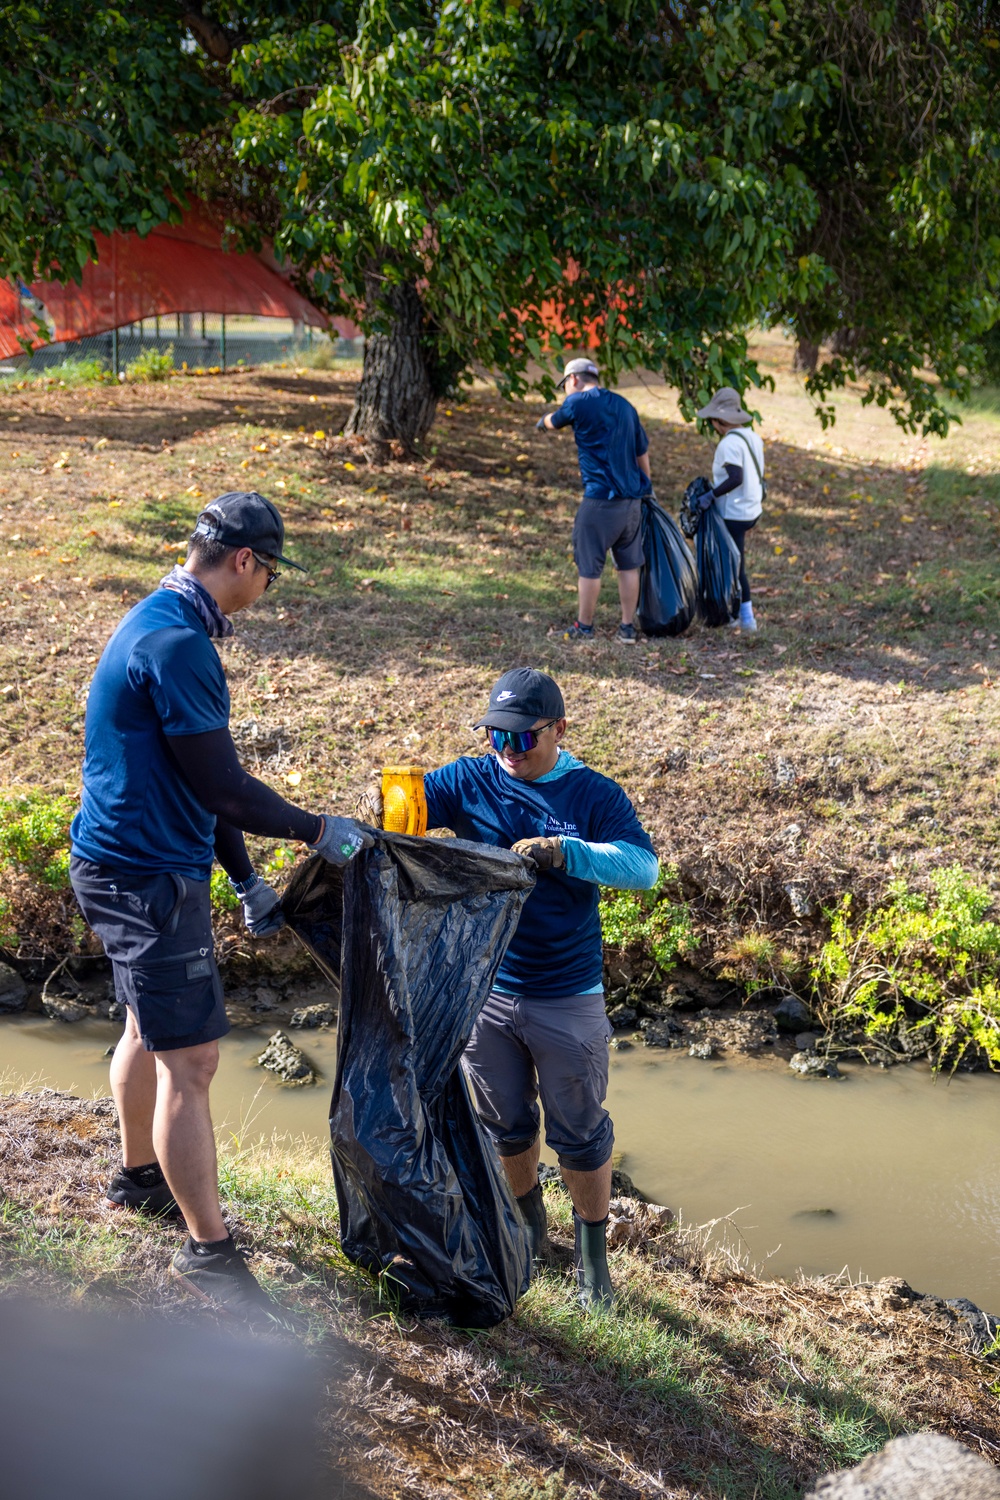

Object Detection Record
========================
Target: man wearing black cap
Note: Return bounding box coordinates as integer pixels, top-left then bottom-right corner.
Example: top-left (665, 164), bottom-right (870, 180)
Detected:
top-left (70, 491), bottom-right (371, 1322)
top-left (535, 359), bottom-right (653, 645)
top-left (423, 668), bottom-right (658, 1310)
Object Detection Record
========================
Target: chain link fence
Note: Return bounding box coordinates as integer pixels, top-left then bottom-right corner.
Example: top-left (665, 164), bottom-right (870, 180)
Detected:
top-left (0, 313), bottom-right (363, 378)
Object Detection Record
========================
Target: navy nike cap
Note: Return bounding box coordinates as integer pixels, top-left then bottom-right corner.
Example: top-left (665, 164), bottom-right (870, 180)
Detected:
top-left (472, 668), bottom-right (565, 731)
top-left (191, 491), bottom-right (307, 571)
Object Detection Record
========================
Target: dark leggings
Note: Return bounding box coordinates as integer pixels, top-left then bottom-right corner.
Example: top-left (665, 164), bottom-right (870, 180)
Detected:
top-left (722, 517), bottom-right (757, 604)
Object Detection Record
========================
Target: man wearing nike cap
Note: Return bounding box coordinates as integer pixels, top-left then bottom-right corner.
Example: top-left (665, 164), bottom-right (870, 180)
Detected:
top-left (423, 667), bottom-right (658, 1310)
top-left (70, 490), bottom-right (371, 1323)
top-left (535, 358), bottom-right (653, 644)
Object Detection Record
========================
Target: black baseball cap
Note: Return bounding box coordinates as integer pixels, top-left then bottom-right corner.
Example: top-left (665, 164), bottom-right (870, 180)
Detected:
top-left (191, 491), bottom-right (307, 571)
top-left (472, 668), bottom-right (566, 731)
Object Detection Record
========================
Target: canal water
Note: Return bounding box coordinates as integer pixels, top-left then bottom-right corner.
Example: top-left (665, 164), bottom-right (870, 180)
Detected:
top-left (3, 1014), bottom-right (998, 1309)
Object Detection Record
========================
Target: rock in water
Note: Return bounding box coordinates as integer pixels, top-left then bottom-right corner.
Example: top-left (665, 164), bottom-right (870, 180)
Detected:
top-left (0, 962), bottom-right (28, 1013)
top-left (805, 1432), bottom-right (1000, 1498)
top-left (255, 1030), bottom-right (316, 1086)
top-left (789, 1051), bottom-right (841, 1078)
top-left (42, 994), bottom-right (91, 1023)
top-left (288, 1002), bottom-right (335, 1029)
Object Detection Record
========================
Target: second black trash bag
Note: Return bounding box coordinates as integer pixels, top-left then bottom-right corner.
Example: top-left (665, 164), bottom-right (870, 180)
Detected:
top-left (636, 495), bottom-right (698, 637)
top-left (696, 505), bottom-right (743, 627)
top-left (282, 834), bottom-right (535, 1328)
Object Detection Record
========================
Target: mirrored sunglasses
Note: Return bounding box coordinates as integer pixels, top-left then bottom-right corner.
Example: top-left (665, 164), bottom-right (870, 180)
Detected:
top-left (487, 720), bottom-right (557, 754)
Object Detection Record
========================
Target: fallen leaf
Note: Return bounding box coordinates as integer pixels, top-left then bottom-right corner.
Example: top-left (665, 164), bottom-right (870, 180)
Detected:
top-left (284, 772), bottom-right (302, 787)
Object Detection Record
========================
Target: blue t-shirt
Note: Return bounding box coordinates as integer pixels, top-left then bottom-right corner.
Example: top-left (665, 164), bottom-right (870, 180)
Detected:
top-left (424, 754), bottom-right (655, 997)
top-left (71, 590), bottom-right (230, 879)
top-left (549, 387), bottom-right (651, 501)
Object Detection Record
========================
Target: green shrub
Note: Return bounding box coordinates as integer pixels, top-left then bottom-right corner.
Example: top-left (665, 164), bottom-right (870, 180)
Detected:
top-left (210, 867), bottom-right (240, 914)
top-left (812, 865), bottom-right (1000, 1068)
top-left (719, 932), bottom-right (805, 999)
top-left (599, 868), bottom-right (694, 972)
top-left (0, 791), bottom-right (75, 889)
top-left (126, 344), bottom-right (175, 382)
top-left (28, 356), bottom-right (109, 387)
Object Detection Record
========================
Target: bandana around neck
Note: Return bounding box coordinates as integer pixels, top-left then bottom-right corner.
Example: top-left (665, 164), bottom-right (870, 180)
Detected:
top-left (159, 565), bottom-right (234, 639)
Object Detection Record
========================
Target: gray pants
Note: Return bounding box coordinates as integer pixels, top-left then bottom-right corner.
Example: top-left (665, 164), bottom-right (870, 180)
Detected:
top-left (462, 990), bottom-right (613, 1172)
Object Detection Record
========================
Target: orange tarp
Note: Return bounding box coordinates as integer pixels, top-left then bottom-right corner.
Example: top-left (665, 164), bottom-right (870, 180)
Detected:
top-left (0, 207), bottom-right (359, 362)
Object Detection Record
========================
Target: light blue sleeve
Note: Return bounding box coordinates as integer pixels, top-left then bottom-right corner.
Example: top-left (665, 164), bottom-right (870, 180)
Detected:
top-left (561, 838), bottom-right (659, 890)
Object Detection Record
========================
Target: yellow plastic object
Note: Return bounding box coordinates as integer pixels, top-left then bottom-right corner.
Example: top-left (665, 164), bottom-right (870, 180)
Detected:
top-left (381, 765), bottom-right (427, 836)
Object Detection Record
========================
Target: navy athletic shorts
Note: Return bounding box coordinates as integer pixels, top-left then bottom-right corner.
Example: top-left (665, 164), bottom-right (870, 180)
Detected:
top-left (462, 989), bottom-right (614, 1173)
top-left (572, 496), bottom-right (644, 579)
top-left (70, 856), bottom-right (229, 1053)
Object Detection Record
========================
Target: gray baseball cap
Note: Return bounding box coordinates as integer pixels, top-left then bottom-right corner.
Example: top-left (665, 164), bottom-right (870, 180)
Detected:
top-left (556, 358), bottom-right (600, 389)
top-left (191, 491), bottom-right (307, 570)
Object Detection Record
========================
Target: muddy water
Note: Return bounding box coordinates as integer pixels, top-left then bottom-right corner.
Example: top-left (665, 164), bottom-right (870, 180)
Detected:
top-left (4, 1015), bottom-right (999, 1309)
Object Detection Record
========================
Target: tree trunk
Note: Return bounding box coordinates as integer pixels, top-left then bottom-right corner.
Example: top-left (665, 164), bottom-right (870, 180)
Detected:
top-left (343, 277), bottom-right (438, 457)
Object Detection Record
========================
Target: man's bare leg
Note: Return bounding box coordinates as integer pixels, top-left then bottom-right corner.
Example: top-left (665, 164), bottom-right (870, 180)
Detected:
top-left (109, 1007), bottom-right (157, 1167)
top-left (576, 576), bottom-right (602, 627)
top-left (616, 567), bottom-right (640, 627)
top-left (499, 1139), bottom-right (540, 1198)
top-left (561, 1159), bottom-right (613, 1222)
top-left (152, 1041), bottom-right (227, 1243)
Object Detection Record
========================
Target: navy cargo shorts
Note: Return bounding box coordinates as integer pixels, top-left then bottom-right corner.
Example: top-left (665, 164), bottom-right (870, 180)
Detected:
top-left (461, 990), bottom-right (614, 1173)
top-left (70, 856), bottom-right (229, 1053)
top-left (572, 496), bottom-right (644, 579)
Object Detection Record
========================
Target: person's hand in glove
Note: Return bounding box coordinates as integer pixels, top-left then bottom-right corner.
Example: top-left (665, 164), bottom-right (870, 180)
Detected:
top-left (535, 416), bottom-right (549, 431)
top-left (231, 874), bottom-right (285, 938)
top-left (698, 489), bottom-right (716, 511)
top-left (511, 835), bottom-right (564, 872)
top-left (309, 815), bottom-right (375, 867)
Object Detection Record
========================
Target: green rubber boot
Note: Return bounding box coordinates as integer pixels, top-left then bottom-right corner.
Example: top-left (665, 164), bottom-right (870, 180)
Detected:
top-left (515, 1183), bottom-right (553, 1270)
top-left (574, 1212), bottom-right (615, 1312)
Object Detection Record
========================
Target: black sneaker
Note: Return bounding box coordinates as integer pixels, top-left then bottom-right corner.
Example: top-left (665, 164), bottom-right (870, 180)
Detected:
top-left (171, 1235), bottom-right (289, 1328)
top-left (616, 622), bottom-right (638, 644)
top-left (105, 1164), bottom-right (181, 1221)
top-left (563, 620), bottom-right (595, 642)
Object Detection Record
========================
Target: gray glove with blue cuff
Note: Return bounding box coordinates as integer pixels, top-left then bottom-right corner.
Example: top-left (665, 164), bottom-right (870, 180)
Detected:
top-left (309, 815), bottom-right (375, 867)
top-left (230, 874), bottom-right (285, 938)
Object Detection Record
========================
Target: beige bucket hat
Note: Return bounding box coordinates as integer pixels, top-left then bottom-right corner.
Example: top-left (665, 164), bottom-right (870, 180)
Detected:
top-left (695, 386), bottom-right (753, 425)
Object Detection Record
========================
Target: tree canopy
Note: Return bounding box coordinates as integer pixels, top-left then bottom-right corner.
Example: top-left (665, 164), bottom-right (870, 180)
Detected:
top-left (2, 1), bottom-right (998, 443)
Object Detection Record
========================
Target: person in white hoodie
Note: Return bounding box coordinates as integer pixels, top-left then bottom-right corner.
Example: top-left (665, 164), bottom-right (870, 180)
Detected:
top-left (696, 387), bottom-right (765, 632)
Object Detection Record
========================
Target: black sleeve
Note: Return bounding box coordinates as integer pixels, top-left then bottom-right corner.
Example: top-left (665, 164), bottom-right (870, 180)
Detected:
top-left (712, 462), bottom-right (743, 499)
top-left (213, 818), bottom-right (254, 885)
top-left (166, 727), bottom-right (323, 844)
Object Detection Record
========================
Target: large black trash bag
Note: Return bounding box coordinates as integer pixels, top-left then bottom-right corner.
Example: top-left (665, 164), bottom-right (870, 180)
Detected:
top-left (636, 495), bottom-right (697, 638)
top-left (696, 504), bottom-right (742, 627)
top-left (282, 834), bottom-right (535, 1328)
top-left (679, 475), bottom-right (713, 540)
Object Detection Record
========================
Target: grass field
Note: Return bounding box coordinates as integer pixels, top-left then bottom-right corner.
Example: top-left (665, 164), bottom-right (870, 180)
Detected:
top-left (1, 331), bottom-right (998, 967)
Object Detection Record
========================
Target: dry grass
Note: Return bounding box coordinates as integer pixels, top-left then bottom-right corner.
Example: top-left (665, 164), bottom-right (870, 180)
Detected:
top-left (1, 338), bottom-right (998, 968)
top-left (2, 1089), bottom-right (999, 1500)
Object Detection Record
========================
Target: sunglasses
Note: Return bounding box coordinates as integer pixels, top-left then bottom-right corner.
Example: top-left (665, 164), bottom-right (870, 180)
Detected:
top-left (251, 551), bottom-right (281, 589)
top-left (488, 720), bottom-right (558, 755)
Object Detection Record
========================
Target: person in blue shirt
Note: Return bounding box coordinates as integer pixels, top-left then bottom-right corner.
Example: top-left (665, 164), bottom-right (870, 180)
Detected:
top-left (535, 358), bottom-right (653, 646)
top-left (423, 668), bottom-right (658, 1310)
top-left (70, 490), bottom-right (370, 1323)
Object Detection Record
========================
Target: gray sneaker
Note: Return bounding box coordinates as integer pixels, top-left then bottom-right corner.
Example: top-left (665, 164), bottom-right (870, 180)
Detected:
top-left (616, 623), bottom-right (638, 645)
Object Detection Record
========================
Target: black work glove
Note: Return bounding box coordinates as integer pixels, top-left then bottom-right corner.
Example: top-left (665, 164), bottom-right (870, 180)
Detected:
top-left (698, 490), bottom-right (716, 511)
top-left (511, 835), bottom-right (564, 872)
top-left (535, 417), bottom-right (547, 431)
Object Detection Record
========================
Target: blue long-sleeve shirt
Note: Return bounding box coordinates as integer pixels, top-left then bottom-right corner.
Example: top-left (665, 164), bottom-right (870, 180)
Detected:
top-left (424, 750), bottom-right (658, 998)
